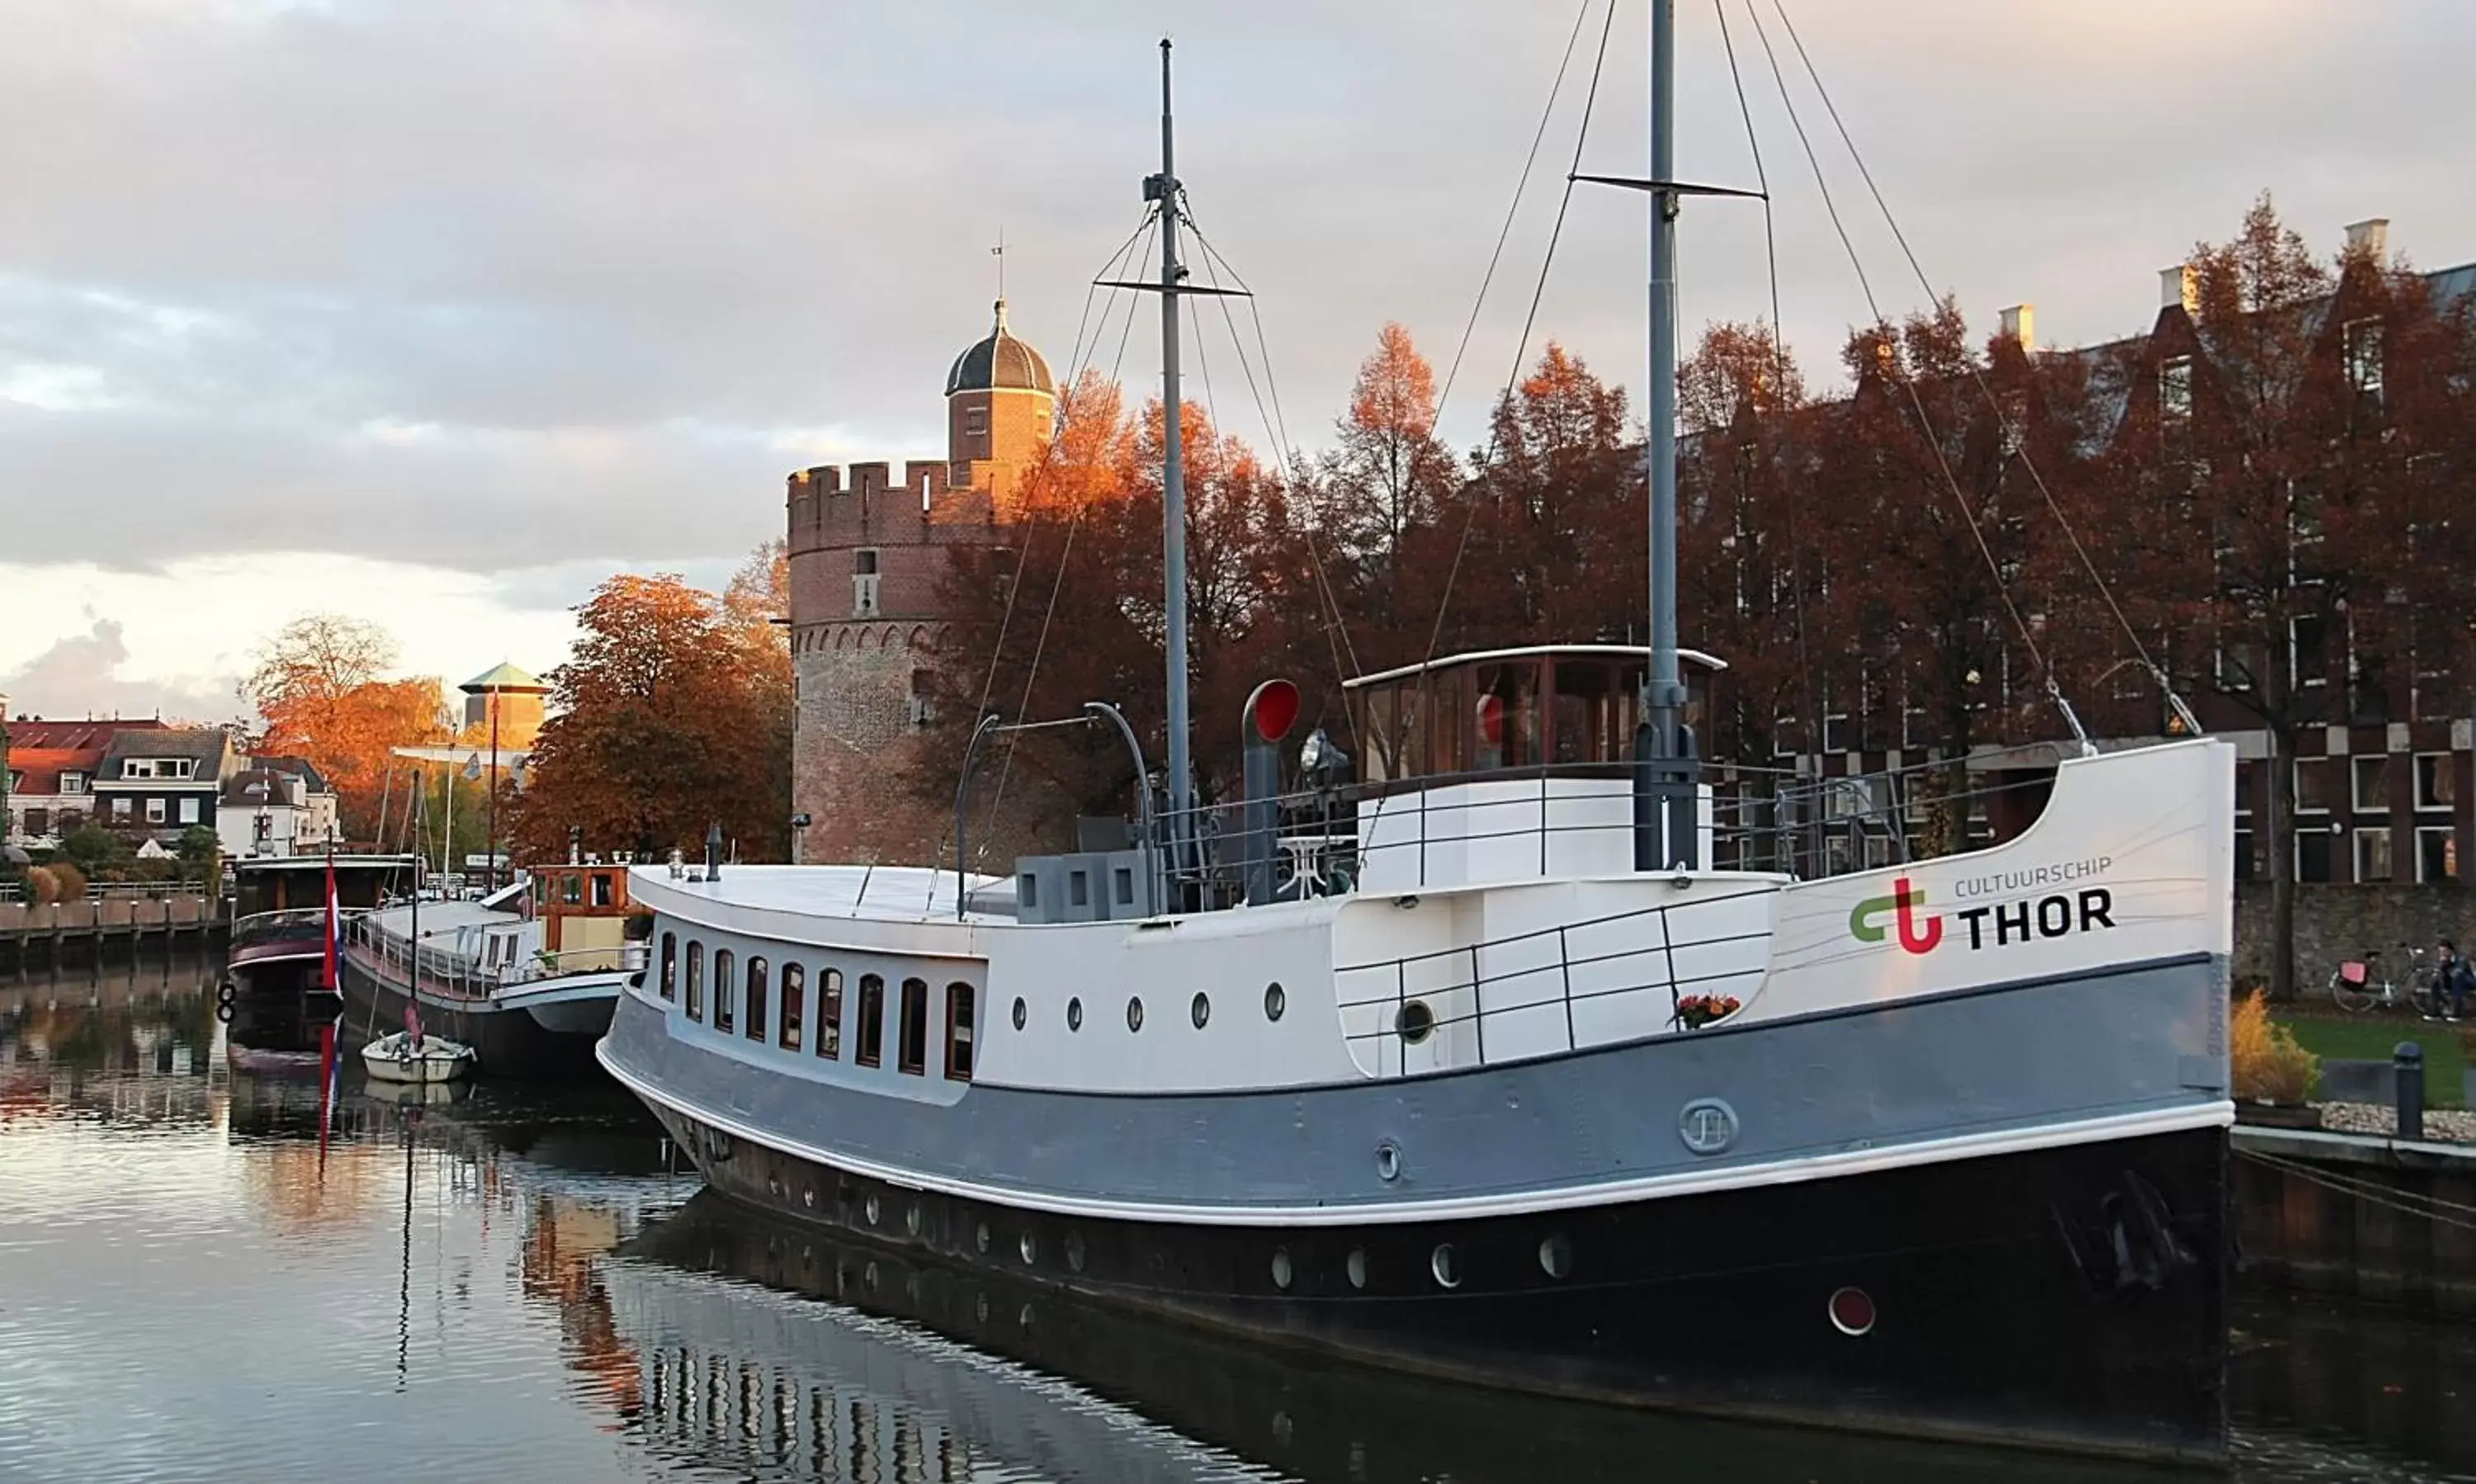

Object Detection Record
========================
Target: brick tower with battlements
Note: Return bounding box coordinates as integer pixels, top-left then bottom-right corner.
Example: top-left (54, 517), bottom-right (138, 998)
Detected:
top-left (787, 300), bottom-right (1062, 867)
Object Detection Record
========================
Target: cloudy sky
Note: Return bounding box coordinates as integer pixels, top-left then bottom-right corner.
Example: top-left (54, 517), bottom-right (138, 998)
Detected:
top-left (5, 0), bottom-right (2473, 723)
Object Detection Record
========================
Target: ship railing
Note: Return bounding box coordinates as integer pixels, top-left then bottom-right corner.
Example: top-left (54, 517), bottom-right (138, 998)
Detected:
top-left (343, 913), bottom-right (492, 1003)
top-left (1330, 898), bottom-right (1773, 1078)
top-left (496, 943), bottom-right (649, 985)
top-left (343, 913), bottom-right (646, 997)
top-left (231, 905), bottom-right (380, 943)
top-left (1132, 752), bottom-right (2058, 904)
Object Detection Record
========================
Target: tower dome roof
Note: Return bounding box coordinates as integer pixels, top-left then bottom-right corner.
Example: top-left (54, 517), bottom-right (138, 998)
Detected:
top-left (945, 300), bottom-right (1055, 397)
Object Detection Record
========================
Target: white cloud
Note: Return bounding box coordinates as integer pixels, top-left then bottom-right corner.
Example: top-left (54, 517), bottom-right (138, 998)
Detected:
top-left (1, 0), bottom-right (2472, 718)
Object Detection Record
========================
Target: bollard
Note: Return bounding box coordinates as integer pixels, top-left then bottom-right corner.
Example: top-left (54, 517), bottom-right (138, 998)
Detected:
top-left (2395, 1041), bottom-right (2426, 1142)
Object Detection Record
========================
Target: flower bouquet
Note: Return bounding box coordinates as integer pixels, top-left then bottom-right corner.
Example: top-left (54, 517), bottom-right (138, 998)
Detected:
top-left (1675, 993), bottom-right (1742, 1030)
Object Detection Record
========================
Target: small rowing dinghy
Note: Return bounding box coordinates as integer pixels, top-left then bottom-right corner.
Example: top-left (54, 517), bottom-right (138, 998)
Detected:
top-left (362, 1029), bottom-right (475, 1085)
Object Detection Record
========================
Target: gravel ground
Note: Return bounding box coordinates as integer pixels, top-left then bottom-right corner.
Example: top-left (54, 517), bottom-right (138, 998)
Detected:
top-left (2316, 1100), bottom-right (2476, 1142)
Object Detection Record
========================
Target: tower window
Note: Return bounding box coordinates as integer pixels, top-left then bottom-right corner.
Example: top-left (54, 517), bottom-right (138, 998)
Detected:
top-left (854, 549), bottom-right (879, 575)
top-left (965, 408), bottom-right (988, 437)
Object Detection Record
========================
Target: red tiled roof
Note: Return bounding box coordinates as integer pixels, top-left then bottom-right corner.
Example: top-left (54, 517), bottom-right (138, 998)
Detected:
top-left (6, 747), bottom-right (97, 796)
top-left (5, 718), bottom-right (172, 753)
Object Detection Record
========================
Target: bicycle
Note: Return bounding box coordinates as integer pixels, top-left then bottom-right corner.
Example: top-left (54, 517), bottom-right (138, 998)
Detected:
top-left (2329, 946), bottom-right (2447, 1016)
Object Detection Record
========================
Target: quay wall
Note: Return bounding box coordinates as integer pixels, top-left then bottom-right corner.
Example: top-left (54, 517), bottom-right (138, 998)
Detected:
top-left (0, 894), bottom-right (226, 969)
top-left (2232, 1126), bottom-right (2476, 1313)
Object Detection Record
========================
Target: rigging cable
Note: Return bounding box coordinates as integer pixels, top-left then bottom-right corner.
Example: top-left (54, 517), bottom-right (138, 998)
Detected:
top-left (1435, 0), bottom-right (1599, 425)
top-left (1182, 216), bottom-right (1366, 730)
top-left (1714, 0), bottom-right (1826, 850)
top-left (1764, 0), bottom-right (2198, 735)
top-left (1741, 0), bottom-right (2091, 753)
top-left (1423, 0), bottom-right (1621, 668)
top-left (969, 211), bottom-right (1158, 862)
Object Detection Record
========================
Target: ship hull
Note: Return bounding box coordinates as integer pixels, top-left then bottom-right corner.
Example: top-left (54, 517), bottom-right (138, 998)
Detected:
top-left (339, 952), bottom-right (606, 1078)
top-left (628, 1082), bottom-right (2227, 1463)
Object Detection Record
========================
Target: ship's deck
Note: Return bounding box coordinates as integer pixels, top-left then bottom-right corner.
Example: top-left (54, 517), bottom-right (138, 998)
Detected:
top-left (632, 865), bottom-right (1011, 926)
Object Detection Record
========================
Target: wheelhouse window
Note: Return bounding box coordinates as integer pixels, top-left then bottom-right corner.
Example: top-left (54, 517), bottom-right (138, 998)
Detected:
top-left (714, 951), bottom-right (736, 1033)
top-left (745, 957), bottom-right (769, 1042)
top-left (780, 964), bottom-right (805, 1050)
top-left (855, 974), bottom-right (884, 1067)
top-left (944, 982), bottom-right (976, 1081)
top-left (818, 969), bottom-right (843, 1060)
top-left (562, 872), bottom-right (583, 905)
top-left (659, 933), bottom-right (677, 1000)
top-left (591, 872), bottom-right (614, 907)
top-left (685, 943), bottom-right (704, 1021)
top-left (898, 977), bottom-right (928, 1075)
top-left (1343, 648), bottom-right (1706, 785)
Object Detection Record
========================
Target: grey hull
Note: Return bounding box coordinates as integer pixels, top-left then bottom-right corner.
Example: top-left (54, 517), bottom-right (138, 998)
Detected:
top-left (599, 952), bottom-right (2228, 1220)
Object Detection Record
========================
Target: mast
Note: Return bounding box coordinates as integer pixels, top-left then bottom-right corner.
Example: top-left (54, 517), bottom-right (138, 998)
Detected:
top-left (1155, 37), bottom-right (1194, 872)
top-left (1637, 0), bottom-right (1701, 870)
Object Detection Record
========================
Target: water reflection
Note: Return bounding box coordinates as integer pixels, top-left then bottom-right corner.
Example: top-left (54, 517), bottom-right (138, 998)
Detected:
top-left (616, 1193), bottom-right (2208, 1484)
top-left (7, 966), bottom-right (2476, 1483)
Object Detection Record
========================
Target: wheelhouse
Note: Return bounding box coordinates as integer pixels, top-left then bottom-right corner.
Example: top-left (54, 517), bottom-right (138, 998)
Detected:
top-left (1342, 645), bottom-right (1727, 786)
top-left (530, 862), bottom-right (645, 975)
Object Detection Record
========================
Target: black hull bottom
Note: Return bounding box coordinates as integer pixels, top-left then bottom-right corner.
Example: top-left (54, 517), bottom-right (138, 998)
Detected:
top-left (627, 1191), bottom-right (2208, 1484)
top-left (635, 1095), bottom-right (2230, 1464)
top-left (220, 960), bottom-right (344, 1070)
top-left (340, 959), bottom-right (600, 1079)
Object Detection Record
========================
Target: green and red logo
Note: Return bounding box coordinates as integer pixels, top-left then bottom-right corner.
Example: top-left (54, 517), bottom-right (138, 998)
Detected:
top-left (1848, 876), bottom-right (1943, 955)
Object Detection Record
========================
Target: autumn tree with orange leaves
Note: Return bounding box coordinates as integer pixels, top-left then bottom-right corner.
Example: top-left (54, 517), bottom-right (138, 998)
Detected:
top-left (246, 614), bottom-right (447, 839)
top-left (930, 380), bottom-right (1316, 832)
top-left (508, 566), bottom-right (791, 864)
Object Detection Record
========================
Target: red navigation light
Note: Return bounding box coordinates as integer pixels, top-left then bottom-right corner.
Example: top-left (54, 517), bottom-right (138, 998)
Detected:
top-left (1248, 678), bottom-right (1301, 743)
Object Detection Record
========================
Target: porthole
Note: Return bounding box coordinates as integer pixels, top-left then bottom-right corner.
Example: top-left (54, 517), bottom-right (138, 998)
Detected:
top-left (976, 1293), bottom-right (990, 1324)
top-left (864, 1261), bottom-right (879, 1292)
top-left (1430, 1243), bottom-right (1461, 1289)
top-left (1066, 1232), bottom-right (1087, 1273)
top-left (1829, 1286), bottom-right (1877, 1337)
top-left (1020, 1231), bottom-right (1038, 1265)
top-left (976, 1222), bottom-right (992, 1255)
top-left (1396, 1000), bottom-right (1435, 1045)
top-left (767, 1175), bottom-right (782, 1197)
top-left (1270, 1248), bottom-right (1293, 1291)
top-left (1345, 1248), bottom-right (1368, 1290)
top-left (1264, 981), bottom-right (1287, 1021)
top-left (1067, 997), bottom-right (1084, 1032)
top-left (1012, 997), bottom-right (1028, 1031)
top-left (1191, 991), bottom-right (1211, 1029)
top-left (905, 1203), bottom-right (924, 1237)
top-left (864, 1193), bottom-right (881, 1226)
top-left (1538, 1234), bottom-right (1574, 1279)
top-left (1126, 996), bottom-right (1145, 1033)
top-left (802, 1187), bottom-right (817, 1210)
top-left (1374, 1141), bottom-right (1402, 1182)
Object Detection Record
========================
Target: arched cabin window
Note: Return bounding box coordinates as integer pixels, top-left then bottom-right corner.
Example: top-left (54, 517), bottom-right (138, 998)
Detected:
top-left (779, 963), bottom-right (804, 1051)
top-left (745, 957), bottom-right (768, 1042)
top-left (684, 943), bottom-right (704, 1021)
top-left (855, 974), bottom-right (884, 1068)
top-left (659, 933), bottom-right (677, 1001)
top-left (944, 982), bottom-right (975, 1081)
top-left (898, 977), bottom-right (928, 1075)
top-left (713, 951), bottom-right (736, 1033)
top-left (818, 970), bottom-right (843, 1060)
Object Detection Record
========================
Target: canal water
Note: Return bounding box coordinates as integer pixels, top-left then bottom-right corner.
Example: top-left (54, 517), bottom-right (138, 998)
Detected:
top-left (3, 960), bottom-right (2473, 1484)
